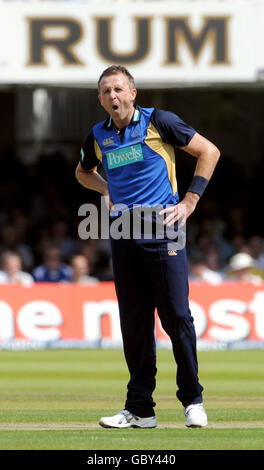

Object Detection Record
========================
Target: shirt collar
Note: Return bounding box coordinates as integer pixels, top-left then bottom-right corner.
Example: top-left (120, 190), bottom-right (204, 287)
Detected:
top-left (104, 106), bottom-right (141, 129)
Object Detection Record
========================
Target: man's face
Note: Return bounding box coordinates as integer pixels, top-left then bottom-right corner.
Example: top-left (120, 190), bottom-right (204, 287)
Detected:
top-left (4, 255), bottom-right (21, 276)
top-left (72, 256), bottom-right (89, 276)
top-left (98, 73), bottom-right (137, 125)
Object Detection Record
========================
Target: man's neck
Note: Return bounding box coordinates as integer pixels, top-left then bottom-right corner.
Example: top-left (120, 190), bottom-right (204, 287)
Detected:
top-left (112, 106), bottom-right (135, 130)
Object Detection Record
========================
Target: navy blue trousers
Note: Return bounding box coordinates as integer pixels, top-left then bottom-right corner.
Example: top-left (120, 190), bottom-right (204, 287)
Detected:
top-left (110, 231), bottom-right (203, 418)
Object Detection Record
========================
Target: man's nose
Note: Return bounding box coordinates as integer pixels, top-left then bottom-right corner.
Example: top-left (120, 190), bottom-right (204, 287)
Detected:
top-left (109, 89), bottom-right (117, 99)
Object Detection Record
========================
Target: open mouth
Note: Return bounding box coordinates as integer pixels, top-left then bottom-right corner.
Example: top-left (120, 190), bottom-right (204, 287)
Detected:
top-left (112, 105), bottom-right (118, 110)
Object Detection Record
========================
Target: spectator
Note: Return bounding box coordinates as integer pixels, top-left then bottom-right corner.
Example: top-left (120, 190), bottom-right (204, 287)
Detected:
top-left (229, 233), bottom-right (248, 256)
top-left (0, 223), bottom-right (34, 271)
top-left (226, 252), bottom-right (264, 282)
top-left (247, 235), bottom-right (264, 271)
top-left (70, 254), bottom-right (98, 284)
top-left (51, 218), bottom-right (78, 260)
top-left (189, 240), bottom-right (224, 284)
top-left (189, 262), bottom-right (223, 285)
top-left (32, 246), bottom-right (72, 282)
top-left (0, 251), bottom-right (34, 286)
top-left (203, 243), bottom-right (223, 273)
top-left (79, 239), bottom-right (100, 276)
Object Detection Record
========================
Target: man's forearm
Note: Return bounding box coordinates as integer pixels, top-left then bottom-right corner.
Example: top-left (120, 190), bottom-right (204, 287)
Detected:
top-left (178, 134), bottom-right (220, 220)
top-left (76, 164), bottom-right (109, 196)
top-left (193, 144), bottom-right (220, 181)
top-left (183, 148), bottom-right (220, 212)
top-left (183, 133), bottom-right (220, 201)
top-left (182, 132), bottom-right (220, 181)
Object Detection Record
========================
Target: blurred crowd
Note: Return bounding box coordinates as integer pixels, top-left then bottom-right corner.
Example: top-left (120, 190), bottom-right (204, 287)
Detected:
top-left (187, 214), bottom-right (264, 285)
top-left (0, 150), bottom-right (264, 286)
top-left (0, 149), bottom-right (114, 286)
top-left (1, 196), bottom-right (264, 286)
top-left (0, 212), bottom-right (114, 285)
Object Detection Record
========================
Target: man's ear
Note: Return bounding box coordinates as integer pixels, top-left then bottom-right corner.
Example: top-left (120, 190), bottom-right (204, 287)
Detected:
top-left (98, 94), bottom-right (102, 106)
top-left (131, 88), bottom-right (137, 102)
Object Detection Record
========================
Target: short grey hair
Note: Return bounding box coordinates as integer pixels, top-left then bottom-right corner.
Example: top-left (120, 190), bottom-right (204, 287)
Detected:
top-left (98, 65), bottom-right (136, 91)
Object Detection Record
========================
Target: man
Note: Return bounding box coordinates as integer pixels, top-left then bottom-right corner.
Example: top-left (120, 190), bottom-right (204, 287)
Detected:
top-left (0, 251), bottom-right (34, 286)
top-left (32, 246), bottom-right (72, 283)
top-left (70, 254), bottom-right (99, 284)
top-left (76, 65), bottom-right (220, 428)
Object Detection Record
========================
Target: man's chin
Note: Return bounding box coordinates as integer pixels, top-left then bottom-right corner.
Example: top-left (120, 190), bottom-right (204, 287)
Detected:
top-left (112, 109), bottom-right (120, 116)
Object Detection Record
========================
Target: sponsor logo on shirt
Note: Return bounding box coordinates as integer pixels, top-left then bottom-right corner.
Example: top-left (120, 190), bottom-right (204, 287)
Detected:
top-left (106, 144), bottom-right (144, 169)
top-left (130, 128), bottom-right (141, 140)
top-left (102, 136), bottom-right (115, 147)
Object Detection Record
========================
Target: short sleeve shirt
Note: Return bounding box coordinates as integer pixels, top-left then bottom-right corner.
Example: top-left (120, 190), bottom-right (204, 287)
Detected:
top-left (80, 106), bottom-right (195, 209)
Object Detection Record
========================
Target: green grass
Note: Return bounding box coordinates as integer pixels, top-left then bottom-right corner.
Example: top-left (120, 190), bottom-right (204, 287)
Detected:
top-left (0, 349), bottom-right (263, 450)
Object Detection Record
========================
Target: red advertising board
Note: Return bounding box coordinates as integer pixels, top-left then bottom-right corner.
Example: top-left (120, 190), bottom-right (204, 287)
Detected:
top-left (0, 282), bottom-right (264, 348)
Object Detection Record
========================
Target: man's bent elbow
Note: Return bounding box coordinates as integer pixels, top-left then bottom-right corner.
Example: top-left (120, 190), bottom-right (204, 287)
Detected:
top-left (215, 146), bottom-right (221, 160)
top-left (210, 144), bottom-right (221, 164)
top-left (75, 163), bottom-right (88, 185)
top-left (75, 164), bottom-right (82, 183)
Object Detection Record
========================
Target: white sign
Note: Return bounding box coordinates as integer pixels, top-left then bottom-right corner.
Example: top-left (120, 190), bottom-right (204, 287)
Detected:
top-left (0, 1), bottom-right (264, 86)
